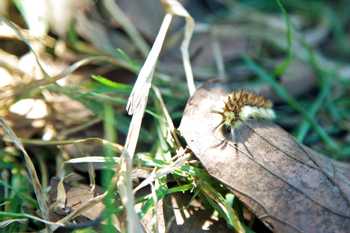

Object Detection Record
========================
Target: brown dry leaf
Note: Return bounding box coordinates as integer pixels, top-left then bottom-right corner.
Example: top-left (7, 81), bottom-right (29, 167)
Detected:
top-left (179, 81), bottom-right (350, 233)
top-left (9, 98), bottom-right (48, 119)
top-left (48, 176), bottom-right (104, 222)
top-left (2, 112), bottom-right (44, 138)
top-left (138, 190), bottom-right (232, 233)
top-left (1, 49), bottom-right (93, 137)
top-left (163, 193), bottom-right (233, 233)
top-left (49, 94), bottom-right (94, 126)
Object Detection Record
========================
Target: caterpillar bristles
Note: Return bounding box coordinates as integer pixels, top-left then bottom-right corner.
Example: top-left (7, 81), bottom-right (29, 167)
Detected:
top-left (218, 90), bottom-right (275, 130)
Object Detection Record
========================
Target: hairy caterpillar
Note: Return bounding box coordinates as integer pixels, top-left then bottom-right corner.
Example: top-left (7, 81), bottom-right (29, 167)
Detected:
top-left (216, 90), bottom-right (275, 132)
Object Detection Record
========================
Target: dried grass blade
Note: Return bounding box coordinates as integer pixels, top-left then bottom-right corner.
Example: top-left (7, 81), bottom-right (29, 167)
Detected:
top-left (161, 0), bottom-right (196, 95)
top-left (211, 37), bottom-right (226, 79)
top-left (0, 212), bottom-right (63, 228)
top-left (65, 156), bottom-right (120, 164)
top-left (56, 179), bottom-right (66, 210)
top-left (126, 14), bottom-right (173, 115)
top-left (120, 1), bottom-right (195, 232)
top-left (0, 218), bottom-right (27, 228)
top-left (0, 118), bottom-right (49, 225)
top-left (55, 192), bottom-right (107, 229)
top-left (152, 86), bottom-right (182, 147)
top-left (17, 137), bottom-right (123, 152)
top-left (134, 150), bottom-right (190, 193)
top-left (117, 152), bottom-right (144, 233)
top-left (118, 11), bottom-right (175, 233)
top-left (103, 0), bottom-right (149, 57)
top-left (0, 17), bottom-right (49, 77)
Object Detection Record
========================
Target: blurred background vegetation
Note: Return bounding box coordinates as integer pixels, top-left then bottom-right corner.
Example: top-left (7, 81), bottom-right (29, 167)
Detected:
top-left (0, 0), bottom-right (350, 232)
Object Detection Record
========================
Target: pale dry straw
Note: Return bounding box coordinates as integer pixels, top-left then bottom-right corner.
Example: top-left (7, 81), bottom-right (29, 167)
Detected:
top-left (118, 0), bottom-right (196, 232)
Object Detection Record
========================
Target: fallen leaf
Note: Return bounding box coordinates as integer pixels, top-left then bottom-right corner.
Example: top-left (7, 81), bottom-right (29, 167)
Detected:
top-left (139, 190), bottom-right (233, 233)
top-left (9, 98), bottom-right (48, 119)
top-left (179, 81), bottom-right (350, 233)
top-left (48, 176), bottom-right (104, 222)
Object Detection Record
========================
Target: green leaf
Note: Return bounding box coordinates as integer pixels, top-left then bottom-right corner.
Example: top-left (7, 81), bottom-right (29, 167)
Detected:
top-left (91, 75), bottom-right (131, 92)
